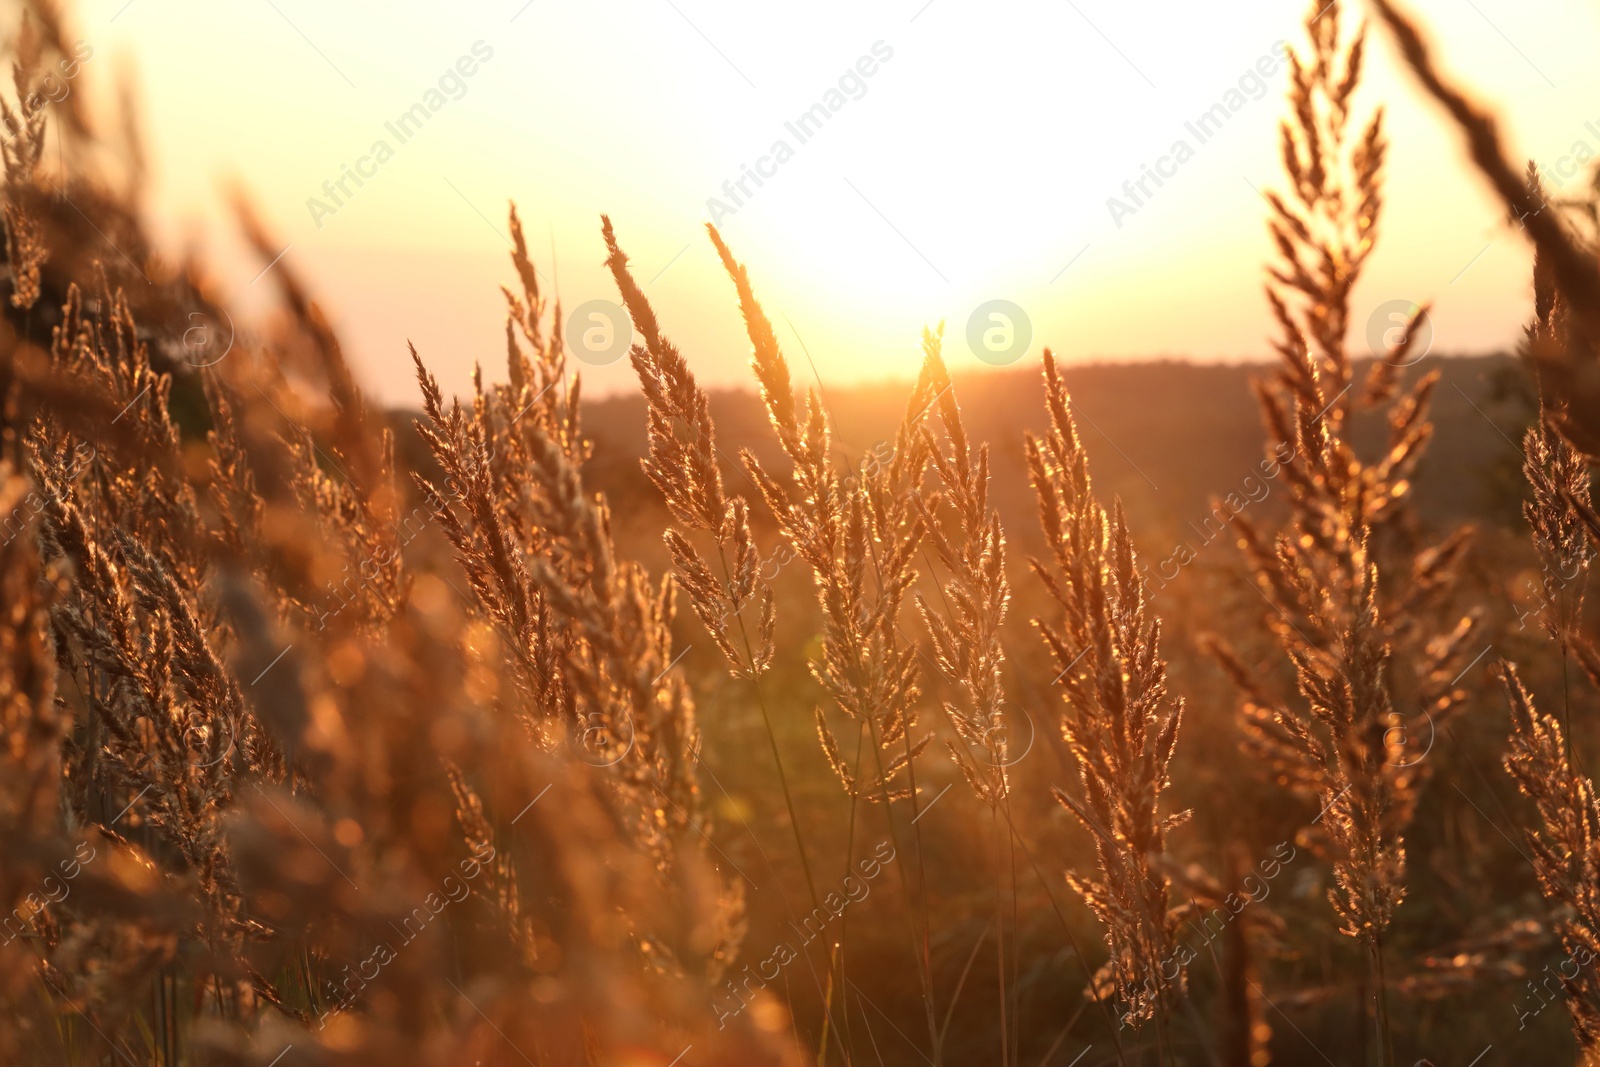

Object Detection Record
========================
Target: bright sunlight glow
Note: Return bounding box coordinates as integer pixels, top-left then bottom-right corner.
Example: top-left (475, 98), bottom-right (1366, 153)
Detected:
top-left (71, 0), bottom-right (1600, 404)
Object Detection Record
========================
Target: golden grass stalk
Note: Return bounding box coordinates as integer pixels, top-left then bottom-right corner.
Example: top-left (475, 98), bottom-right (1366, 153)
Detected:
top-left (914, 327), bottom-right (1012, 807)
top-left (600, 217), bottom-right (777, 680)
top-left (1501, 662), bottom-right (1600, 1059)
top-left (700, 222), bottom-right (938, 810)
top-left (411, 207), bottom-right (742, 983)
top-left (0, 12), bottom-right (801, 1058)
top-left (1499, 368), bottom-right (1600, 1059)
top-left (1026, 349), bottom-right (1189, 1035)
top-left (703, 221), bottom-right (954, 1061)
top-left (1207, 8), bottom-right (1481, 1062)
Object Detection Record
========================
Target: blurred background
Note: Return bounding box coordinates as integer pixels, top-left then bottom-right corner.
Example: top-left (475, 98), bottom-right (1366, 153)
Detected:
top-left (68, 0), bottom-right (1600, 403)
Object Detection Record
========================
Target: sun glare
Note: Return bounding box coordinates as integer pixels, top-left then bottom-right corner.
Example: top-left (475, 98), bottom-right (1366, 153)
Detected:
top-left (72, 0), bottom-right (1600, 400)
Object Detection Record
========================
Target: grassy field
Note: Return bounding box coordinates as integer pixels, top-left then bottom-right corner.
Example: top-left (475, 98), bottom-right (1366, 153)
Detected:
top-left (5, 1), bottom-right (1600, 1064)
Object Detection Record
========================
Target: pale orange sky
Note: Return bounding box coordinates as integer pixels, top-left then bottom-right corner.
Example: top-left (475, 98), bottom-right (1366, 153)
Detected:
top-left (63, 0), bottom-right (1600, 405)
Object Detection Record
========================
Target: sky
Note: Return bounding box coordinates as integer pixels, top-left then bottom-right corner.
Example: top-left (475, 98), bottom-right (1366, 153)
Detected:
top-left (60, 0), bottom-right (1600, 406)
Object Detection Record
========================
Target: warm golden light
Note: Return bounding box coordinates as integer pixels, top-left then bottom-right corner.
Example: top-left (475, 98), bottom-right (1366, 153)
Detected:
top-left (63, 0), bottom-right (1600, 402)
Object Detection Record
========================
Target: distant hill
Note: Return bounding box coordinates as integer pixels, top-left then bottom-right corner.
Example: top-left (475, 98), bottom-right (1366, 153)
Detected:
top-left (559, 354), bottom-right (1534, 550)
